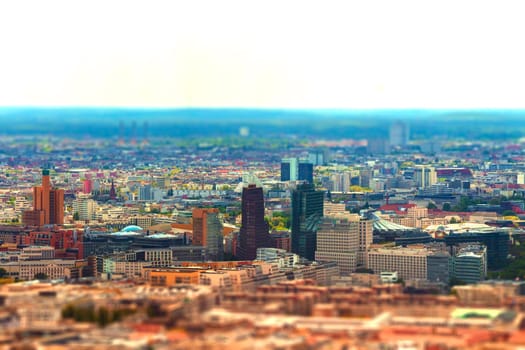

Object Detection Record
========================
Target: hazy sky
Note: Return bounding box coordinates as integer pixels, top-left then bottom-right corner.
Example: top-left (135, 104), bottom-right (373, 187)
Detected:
top-left (0, 0), bottom-right (524, 109)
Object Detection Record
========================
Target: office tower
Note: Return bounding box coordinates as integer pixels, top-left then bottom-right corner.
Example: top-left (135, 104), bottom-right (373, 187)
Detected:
top-left (389, 121), bottom-right (409, 147)
top-left (281, 157), bottom-right (314, 183)
top-left (237, 184), bottom-right (270, 260)
top-left (23, 169), bottom-right (64, 226)
top-left (193, 208), bottom-right (224, 261)
top-left (367, 139), bottom-right (390, 155)
top-left (298, 161), bottom-right (314, 184)
top-left (452, 245), bottom-right (487, 284)
top-left (413, 166), bottom-right (437, 189)
top-left (138, 184), bottom-right (153, 201)
top-left (281, 157), bottom-right (298, 181)
top-left (330, 172), bottom-right (351, 193)
top-left (308, 149), bottom-right (329, 166)
top-left (291, 183), bottom-right (324, 260)
top-left (315, 215), bottom-right (359, 275)
top-left (73, 194), bottom-right (97, 221)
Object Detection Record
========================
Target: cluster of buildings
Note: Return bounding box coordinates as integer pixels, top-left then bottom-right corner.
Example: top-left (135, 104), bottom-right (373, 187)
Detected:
top-left (2, 120), bottom-right (525, 347)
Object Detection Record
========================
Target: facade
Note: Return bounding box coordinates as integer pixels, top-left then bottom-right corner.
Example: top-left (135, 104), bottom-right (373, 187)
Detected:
top-left (453, 245), bottom-right (487, 284)
top-left (236, 185), bottom-right (270, 260)
top-left (291, 184), bottom-right (324, 260)
top-left (148, 267), bottom-right (202, 286)
top-left (315, 215), bottom-right (359, 275)
top-left (426, 252), bottom-right (451, 283)
top-left (23, 169), bottom-right (64, 226)
top-left (192, 208), bottom-right (224, 261)
top-left (368, 246), bottom-right (430, 281)
top-left (18, 259), bottom-right (78, 281)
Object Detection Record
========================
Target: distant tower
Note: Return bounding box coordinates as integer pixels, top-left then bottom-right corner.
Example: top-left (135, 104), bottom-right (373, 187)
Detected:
top-left (118, 121), bottom-right (125, 145)
top-left (237, 184), bottom-right (270, 260)
top-left (131, 120), bottom-right (137, 145)
top-left (109, 179), bottom-right (117, 200)
top-left (142, 121), bottom-right (149, 145)
top-left (389, 121), bottom-right (409, 148)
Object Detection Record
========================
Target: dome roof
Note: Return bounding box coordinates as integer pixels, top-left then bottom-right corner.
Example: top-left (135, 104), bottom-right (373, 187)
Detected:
top-left (121, 225), bottom-right (143, 232)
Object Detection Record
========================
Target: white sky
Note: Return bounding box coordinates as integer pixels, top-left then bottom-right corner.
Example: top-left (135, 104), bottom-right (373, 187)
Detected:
top-left (0, 0), bottom-right (524, 109)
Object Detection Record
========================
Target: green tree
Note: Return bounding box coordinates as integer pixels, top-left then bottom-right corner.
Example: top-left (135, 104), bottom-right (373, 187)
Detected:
top-left (442, 203), bottom-right (451, 211)
top-left (0, 268), bottom-right (7, 278)
top-left (427, 202), bottom-right (437, 210)
top-left (62, 304), bottom-right (75, 319)
top-left (449, 217), bottom-right (459, 224)
top-left (97, 307), bottom-right (111, 327)
top-left (73, 212), bottom-right (80, 221)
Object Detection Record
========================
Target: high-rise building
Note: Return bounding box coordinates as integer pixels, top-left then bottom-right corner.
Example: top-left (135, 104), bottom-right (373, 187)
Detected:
top-left (281, 158), bottom-right (298, 181)
top-left (414, 166), bottom-right (437, 189)
top-left (82, 179), bottom-right (92, 194)
top-left (330, 172), bottom-right (351, 193)
top-left (237, 185), bottom-right (270, 260)
top-left (138, 184), bottom-right (153, 201)
top-left (291, 183), bottom-right (324, 260)
top-left (389, 121), bottom-right (410, 147)
top-left (315, 215), bottom-right (359, 275)
top-left (315, 212), bottom-right (373, 274)
top-left (192, 208), bottom-right (224, 261)
top-left (298, 161), bottom-right (314, 184)
top-left (281, 158), bottom-right (314, 183)
top-left (73, 194), bottom-right (97, 221)
top-left (23, 169), bottom-right (64, 226)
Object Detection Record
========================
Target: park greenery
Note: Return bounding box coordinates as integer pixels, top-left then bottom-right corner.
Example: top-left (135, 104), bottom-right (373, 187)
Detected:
top-left (488, 243), bottom-right (525, 280)
top-left (62, 304), bottom-right (136, 327)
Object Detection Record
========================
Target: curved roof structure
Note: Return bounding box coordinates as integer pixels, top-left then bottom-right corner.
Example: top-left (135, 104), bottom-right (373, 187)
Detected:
top-left (121, 225), bottom-right (143, 232)
top-left (370, 212), bottom-right (416, 232)
top-left (110, 231), bottom-right (142, 237)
